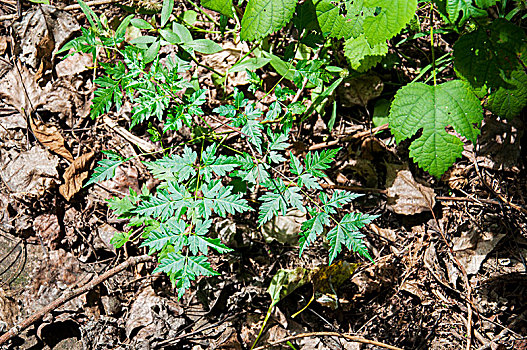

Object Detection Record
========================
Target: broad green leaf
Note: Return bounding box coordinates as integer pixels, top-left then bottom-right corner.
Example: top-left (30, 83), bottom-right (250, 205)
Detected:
top-left (345, 0), bottom-right (375, 39)
top-left (202, 0), bottom-right (234, 18)
top-left (240, 0), bottom-right (299, 41)
top-left (453, 19), bottom-right (526, 89)
top-left (363, 0), bottom-right (418, 46)
top-left (77, 0), bottom-right (102, 29)
top-left (230, 57), bottom-right (272, 73)
top-left (389, 80), bottom-right (483, 177)
top-left (115, 14), bottom-right (134, 39)
top-left (130, 35), bottom-right (158, 45)
top-left (487, 70), bottom-right (527, 119)
top-left (143, 40), bottom-right (161, 64)
top-left (131, 18), bottom-right (154, 30)
top-left (159, 29), bottom-right (181, 44)
top-left (344, 34), bottom-right (388, 72)
top-left (110, 230), bottom-right (132, 249)
top-left (186, 39), bottom-right (223, 54)
top-left (315, 0), bottom-right (354, 39)
top-left (172, 22), bottom-right (193, 43)
top-left (161, 0), bottom-right (174, 27)
top-left (446, 0), bottom-right (487, 25)
top-left (264, 52), bottom-right (296, 81)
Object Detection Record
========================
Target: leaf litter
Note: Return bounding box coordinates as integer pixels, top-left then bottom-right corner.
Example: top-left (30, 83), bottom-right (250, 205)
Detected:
top-left (0, 1), bottom-right (525, 350)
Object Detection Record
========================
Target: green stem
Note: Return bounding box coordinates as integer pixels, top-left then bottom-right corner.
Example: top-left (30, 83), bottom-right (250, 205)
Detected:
top-left (186, 0), bottom-right (220, 26)
top-left (430, 1), bottom-right (437, 86)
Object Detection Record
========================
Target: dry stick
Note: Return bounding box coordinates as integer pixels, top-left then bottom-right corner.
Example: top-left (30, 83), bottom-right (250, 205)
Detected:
top-left (252, 331), bottom-right (403, 350)
top-left (0, 254), bottom-right (153, 346)
top-left (309, 123), bottom-right (389, 151)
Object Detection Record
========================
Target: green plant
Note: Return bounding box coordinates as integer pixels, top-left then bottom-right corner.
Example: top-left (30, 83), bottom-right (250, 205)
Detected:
top-left (63, 0), bottom-right (527, 297)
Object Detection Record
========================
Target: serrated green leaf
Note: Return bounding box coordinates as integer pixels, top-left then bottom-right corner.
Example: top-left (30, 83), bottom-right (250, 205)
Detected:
top-left (202, 0), bottom-right (234, 18)
top-left (388, 80), bottom-right (483, 177)
top-left (487, 69), bottom-right (527, 119)
top-left (110, 230), bottom-right (132, 249)
top-left (344, 34), bottom-right (388, 72)
top-left (327, 212), bottom-right (374, 263)
top-left (299, 211), bottom-right (327, 255)
top-left (134, 182), bottom-right (193, 221)
top-left (200, 180), bottom-right (252, 219)
top-left (304, 148), bottom-right (339, 177)
top-left (315, 0), bottom-right (354, 39)
top-left (289, 153), bottom-right (303, 175)
top-left (363, 0), bottom-right (418, 46)
top-left (453, 19), bottom-right (526, 89)
top-left (240, 0), bottom-right (299, 41)
top-left (141, 218), bottom-right (186, 253)
top-left (258, 192), bottom-right (287, 225)
top-left (85, 157), bottom-right (124, 187)
top-left (146, 147), bottom-right (197, 182)
top-left (321, 190), bottom-right (360, 214)
top-left (90, 76), bottom-right (121, 119)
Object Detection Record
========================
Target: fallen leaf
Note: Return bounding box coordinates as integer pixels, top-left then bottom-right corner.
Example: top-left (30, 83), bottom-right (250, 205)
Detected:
top-left (338, 75), bottom-right (384, 107)
top-left (0, 146), bottom-right (59, 197)
top-left (386, 166), bottom-right (436, 215)
top-left (12, 5), bottom-right (80, 72)
top-left (59, 151), bottom-right (95, 200)
top-left (55, 52), bottom-right (92, 77)
top-left (33, 214), bottom-right (61, 249)
top-left (262, 208), bottom-right (306, 245)
top-left (453, 228), bottom-right (506, 275)
top-left (30, 118), bottom-right (74, 162)
top-left (0, 37), bottom-right (7, 55)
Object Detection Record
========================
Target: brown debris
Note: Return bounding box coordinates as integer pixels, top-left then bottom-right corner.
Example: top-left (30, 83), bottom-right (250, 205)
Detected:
top-left (59, 151), bottom-right (95, 200)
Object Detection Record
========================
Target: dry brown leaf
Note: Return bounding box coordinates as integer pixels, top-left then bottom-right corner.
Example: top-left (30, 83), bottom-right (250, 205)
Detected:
top-left (338, 75), bottom-right (384, 107)
top-left (59, 151), bottom-right (95, 201)
top-left (55, 52), bottom-right (92, 77)
top-left (386, 166), bottom-right (436, 215)
top-left (0, 146), bottom-right (59, 197)
top-left (0, 37), bottom-right (7, 55)
top-left (12, 5), bottom-right (79, 72)
top-left (30, 118), bottom-right (74, 162)
top-left (453, 229), bottom-right (506, 275)
top-left (0, 61), bottom-right (40, 117)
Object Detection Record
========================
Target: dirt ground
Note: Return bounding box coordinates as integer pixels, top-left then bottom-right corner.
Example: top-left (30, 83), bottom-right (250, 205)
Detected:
top-left (0, 1), bottom-right (526, 349)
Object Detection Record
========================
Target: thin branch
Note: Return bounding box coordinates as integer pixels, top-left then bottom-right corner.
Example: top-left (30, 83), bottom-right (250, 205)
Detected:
top-left (252, 331), bottom-right (403, 350)
top-left (309, 123), bottom-right (389, 151)
top-left (0, 255), bottom-right (154, 346)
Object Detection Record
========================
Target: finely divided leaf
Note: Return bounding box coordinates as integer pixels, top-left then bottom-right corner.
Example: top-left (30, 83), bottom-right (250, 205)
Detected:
top-left (388, 80), bottom-right (483, 177)
top-left (240, 0), bottom-right (299, 41)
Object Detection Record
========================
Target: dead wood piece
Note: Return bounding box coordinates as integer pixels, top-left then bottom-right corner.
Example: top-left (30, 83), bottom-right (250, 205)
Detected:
top-left (0, 255), bottom-right (153, 346)
top-left (309, 123), bottom-right (389, 151)
top-left (103, 115), bottom-right (158, 154)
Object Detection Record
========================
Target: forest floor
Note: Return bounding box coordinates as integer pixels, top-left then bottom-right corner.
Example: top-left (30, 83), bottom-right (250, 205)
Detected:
top-left (0, 1), bottom-right (527, 350)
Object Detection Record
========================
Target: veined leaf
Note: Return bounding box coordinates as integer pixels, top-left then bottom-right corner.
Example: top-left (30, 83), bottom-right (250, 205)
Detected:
top-left (85, 151), bottom-right (125, 187)
top-left (315, 0), bottom-right (354, 39)
top-left (145, 146), bottom-right (197, 181)
top-left (200, 180), bottom-right (252, 219)
top-left (363, 0), bottom-right (418, 46)
top-left (321, 190), bottom-right (360, 213)
top-left (453, 19), bottom-right (527, 89)
top-left (487, 70), bottom-right (527, 119)
top-left (446, 0), bottom-right (488, 25)
top-left (258, 191), bottom-right (287, 225)
top-left (327, 212), bottom-right (375, 263)
top-left (304, 148), bottom-right (339, 177)
top-left (298, 211), bottom-right (327, 254)
top-left (141, 218), bottom-right (187, 253)
top-left (134, 182), bottom-right (193, 221)
top-left (188, 219), bottom-right (233, 254)
top-left (388, 80), bottom-right (483, 177)
top-left (344, 35), bottom-right (388, 72)
top-left (240, 0), bottom-right (299, 41)
top-left (202, 0), bottom-right (234, 18)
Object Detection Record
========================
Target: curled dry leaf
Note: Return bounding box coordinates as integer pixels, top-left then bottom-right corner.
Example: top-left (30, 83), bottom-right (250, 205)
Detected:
top-left (55, 52), bottom-right (92, 77)
top-left (59, 151), bottom-right (95, 201)
top-left (386, 166), bottom-right (436, 215)
top-left (30, 118), bottom-right (74, 162)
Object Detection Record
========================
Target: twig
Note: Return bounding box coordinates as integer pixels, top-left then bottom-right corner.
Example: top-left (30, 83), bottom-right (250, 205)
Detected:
top-left (0, 255), bottom-right (153, 346)
top-left (252, 331), bottom-right (403, 350)
top-left (103, 115), bottom-right (158, 154)
top-left (309, 123), bottom-right (389, 151)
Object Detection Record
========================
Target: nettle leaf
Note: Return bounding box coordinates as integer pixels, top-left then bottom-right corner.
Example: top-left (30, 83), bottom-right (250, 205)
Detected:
top-left (240, 0), bottom-right (299, 41)
top-left (453, 19), bottom-right (527, 89)
top-left (315, 0), bottom-right (353, 39)
top-left (345, 0), bottom-right (375, 39)
top-left (202, 0), bottom-right (234, 18)
top-left (446, 0), bottom-right (487, 25)
top-left (344, 34), bottom-right (388, 72)
top-left (487, 70), bottom-right (527, 119)
top-left (363, 0), bottom-right (418, 46)
top-left (389, 80), bottom-right (483, 177)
